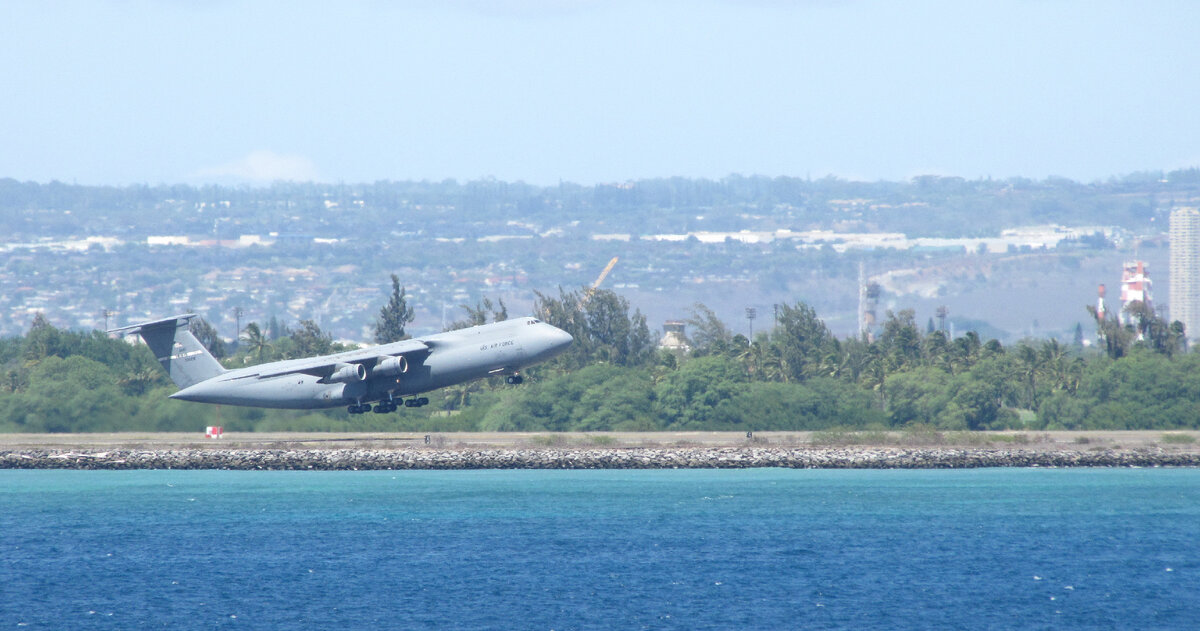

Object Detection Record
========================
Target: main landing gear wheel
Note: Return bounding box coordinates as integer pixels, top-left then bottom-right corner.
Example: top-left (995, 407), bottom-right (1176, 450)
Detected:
top-left (505, 375), bottom-right (524, 385)
top-left (347, 403), bottom-right (372, 415)
top-left (403, 397), bottom-right (430, 408)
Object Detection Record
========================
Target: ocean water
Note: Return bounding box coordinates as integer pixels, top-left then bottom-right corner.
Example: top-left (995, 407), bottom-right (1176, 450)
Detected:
top-left (2, 469), bottom-right (1198, 630)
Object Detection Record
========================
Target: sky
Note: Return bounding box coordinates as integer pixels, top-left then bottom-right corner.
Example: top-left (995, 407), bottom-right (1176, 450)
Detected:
top-left (2, 0), bottom-right (1198, 186)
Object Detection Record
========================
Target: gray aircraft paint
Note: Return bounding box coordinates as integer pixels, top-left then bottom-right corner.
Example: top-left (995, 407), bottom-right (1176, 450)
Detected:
top-left (109, 315), bottom-right (227, 389)
top-left (111, 315), bottom-right (572, 411)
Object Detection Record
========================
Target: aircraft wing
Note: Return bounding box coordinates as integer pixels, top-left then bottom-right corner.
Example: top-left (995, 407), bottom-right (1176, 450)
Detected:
top-left (250, 339), bottom-right (431, 380)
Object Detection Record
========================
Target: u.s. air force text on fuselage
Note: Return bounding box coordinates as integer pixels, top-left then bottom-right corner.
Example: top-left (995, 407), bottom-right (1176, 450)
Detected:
top-left (111, 315), bottom-right (572, 415)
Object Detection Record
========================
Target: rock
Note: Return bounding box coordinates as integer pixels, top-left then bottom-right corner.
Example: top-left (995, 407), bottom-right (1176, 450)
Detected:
top-left (2, 446), bottom-right (1200, 471)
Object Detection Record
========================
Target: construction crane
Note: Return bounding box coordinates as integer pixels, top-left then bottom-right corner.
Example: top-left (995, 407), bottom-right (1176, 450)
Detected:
top-left (581, 257), bottom-right (619, 307)
top-left (592, 257), bottom-right (619, 291)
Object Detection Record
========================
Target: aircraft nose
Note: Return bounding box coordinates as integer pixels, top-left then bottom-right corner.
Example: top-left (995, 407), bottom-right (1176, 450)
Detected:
top-left (552, 326), bottom-right (573, 349)
top-left (170, 378), bottom-right (222, 403)
top-left (533, 324), bottom-right (572, 360)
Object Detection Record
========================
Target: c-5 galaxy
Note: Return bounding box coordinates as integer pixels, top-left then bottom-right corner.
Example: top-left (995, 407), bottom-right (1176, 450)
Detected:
top-left (110, 314), bottom-right (572, 414)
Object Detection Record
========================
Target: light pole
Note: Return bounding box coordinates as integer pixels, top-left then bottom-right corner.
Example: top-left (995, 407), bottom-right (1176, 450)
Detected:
top-left (745, 307), bottom-right (757, 340)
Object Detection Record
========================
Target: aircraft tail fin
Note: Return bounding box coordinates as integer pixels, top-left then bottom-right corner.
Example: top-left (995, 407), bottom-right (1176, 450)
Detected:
top-left (110, 314), bottom-right (226, 389)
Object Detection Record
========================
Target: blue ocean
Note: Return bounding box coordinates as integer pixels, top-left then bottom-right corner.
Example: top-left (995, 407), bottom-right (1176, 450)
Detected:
top-left (2, 468), bottom-right (1197, 630)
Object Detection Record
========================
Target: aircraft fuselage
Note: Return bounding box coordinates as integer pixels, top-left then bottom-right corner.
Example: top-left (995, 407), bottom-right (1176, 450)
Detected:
top-left (112, 316), bottom-right (572, 411)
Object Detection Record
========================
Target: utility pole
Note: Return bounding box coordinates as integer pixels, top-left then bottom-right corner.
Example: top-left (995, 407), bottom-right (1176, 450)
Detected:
top-left (745, 307), bottom-right (757, 340)
top-left (857, 261), bottom-right (866, 338)
top-left (233, 307), bottom-right (243, 351)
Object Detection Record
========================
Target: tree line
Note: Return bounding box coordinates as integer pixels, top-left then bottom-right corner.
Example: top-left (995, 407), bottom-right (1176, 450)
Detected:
top-left (1, 284), bottom-right (1198, 433)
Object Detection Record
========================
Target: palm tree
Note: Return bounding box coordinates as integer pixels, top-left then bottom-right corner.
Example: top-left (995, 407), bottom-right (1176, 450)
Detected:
top-left (1015, 343), bottom-right (1042, 409)
top-left (119, 368), bottom-right (162, 396)
top-left (923, 330), bottom-right (952, 372)
top-left (734, 338), bottom-right (765, 380)
top-left (760, 343), bottom-right (791, 383)
top-left (443, 381), bottom-right (478, 410)
top-left (1038, 339), bottom-right (1069, 394)
top-left (862, 346), bottom-right (890, 412)
top-left (241, 322), bottom-right (272, 363)
top-left (950, 331), bottom-right (981, 373)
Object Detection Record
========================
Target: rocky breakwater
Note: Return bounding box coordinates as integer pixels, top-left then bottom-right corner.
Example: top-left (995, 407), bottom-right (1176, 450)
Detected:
top-left (2, 446), bottom-right (1199, 470)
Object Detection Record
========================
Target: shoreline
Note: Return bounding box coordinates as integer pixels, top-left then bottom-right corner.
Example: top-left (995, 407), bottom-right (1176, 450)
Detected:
top-left (2, 429), bottom-right (1199, 470)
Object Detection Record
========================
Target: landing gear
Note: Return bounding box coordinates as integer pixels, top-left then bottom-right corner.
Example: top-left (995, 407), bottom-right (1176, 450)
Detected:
top-left (506, 375), bottom-right (524, 385)
top-left (347, 397), bottom-right (427, 414)
top-left (375, 393), bottom-right (400, 414)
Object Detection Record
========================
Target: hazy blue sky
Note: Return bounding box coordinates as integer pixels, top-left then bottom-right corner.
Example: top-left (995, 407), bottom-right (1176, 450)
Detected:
top-left (3, 0), bottom-right (1198, 185)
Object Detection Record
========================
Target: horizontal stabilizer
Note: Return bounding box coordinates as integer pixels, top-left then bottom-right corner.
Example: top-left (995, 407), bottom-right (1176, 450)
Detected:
top-left (108, 313), bottom-right (200, 336)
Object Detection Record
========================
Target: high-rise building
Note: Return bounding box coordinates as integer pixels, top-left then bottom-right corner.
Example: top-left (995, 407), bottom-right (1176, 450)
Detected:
top-left (1169, 207), bottom-right (1200, 344)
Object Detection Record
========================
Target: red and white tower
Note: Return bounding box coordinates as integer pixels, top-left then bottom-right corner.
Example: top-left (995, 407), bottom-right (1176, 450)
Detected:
top-left (1119, 261), bottom-right (1152, 327)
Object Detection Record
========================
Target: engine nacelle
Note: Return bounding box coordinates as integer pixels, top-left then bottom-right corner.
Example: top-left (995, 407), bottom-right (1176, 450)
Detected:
top-left (327, 362), bottom-right (366, 384)
top-left (372, 355), bottom-right (408, 378)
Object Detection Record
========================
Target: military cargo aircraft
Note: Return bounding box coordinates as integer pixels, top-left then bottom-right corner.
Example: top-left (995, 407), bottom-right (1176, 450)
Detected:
top-left (110, 314), bottom-right (572, 414)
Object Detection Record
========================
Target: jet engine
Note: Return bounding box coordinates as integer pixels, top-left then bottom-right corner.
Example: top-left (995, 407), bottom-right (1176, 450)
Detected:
top-left (327, 363), bottom-right (367, 383)
top-left (371, 355), bottom-right (408, 378)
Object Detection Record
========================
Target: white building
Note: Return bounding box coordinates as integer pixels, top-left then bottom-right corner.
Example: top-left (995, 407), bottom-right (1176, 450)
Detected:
top-left (1169, 207), bottom-right (1200, 344)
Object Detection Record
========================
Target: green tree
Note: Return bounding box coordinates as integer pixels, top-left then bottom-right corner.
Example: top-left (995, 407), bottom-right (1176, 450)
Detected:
top-left (1014, 343), bottom-right (1043, 410)
top-left (770, 301), bottom-right (837, 382)
top-left (374, 274), bottom-right (415, 343)
top-left (448, 297), bottom-right (507, 331)
top-left (885, 367), bottom-right (953, 426)
top-left (240, 322), bottom-right (272, 363)
top-left (189, 317), bottom-right (227, 359)
top-left (708, 379), bottom-right (883, 431)
top-left (290, 320), bottom-right (333, 357)
top-left (653, 355), bottom-right (748, 429)
top-left (534, 287), bottom-right (654, 369)
top-left (950, 331), bottom-right (982, 373)
top-left (923, 330), bottom-right (951, 371)
top-left (950, 357), bottom-right (1018, 430)
top-left (685, 303), bottom-right (734, 355)
top-left (118, 368), bottom-right (163, 397)
top-left (878, 309), bottom-right (923, 371)
top-left (1088, 304), bottom-right (1131, 360)
top-left (2, 356), bottom-right (134, 432)
top-left (23, 313), bottom-right (69, 361)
